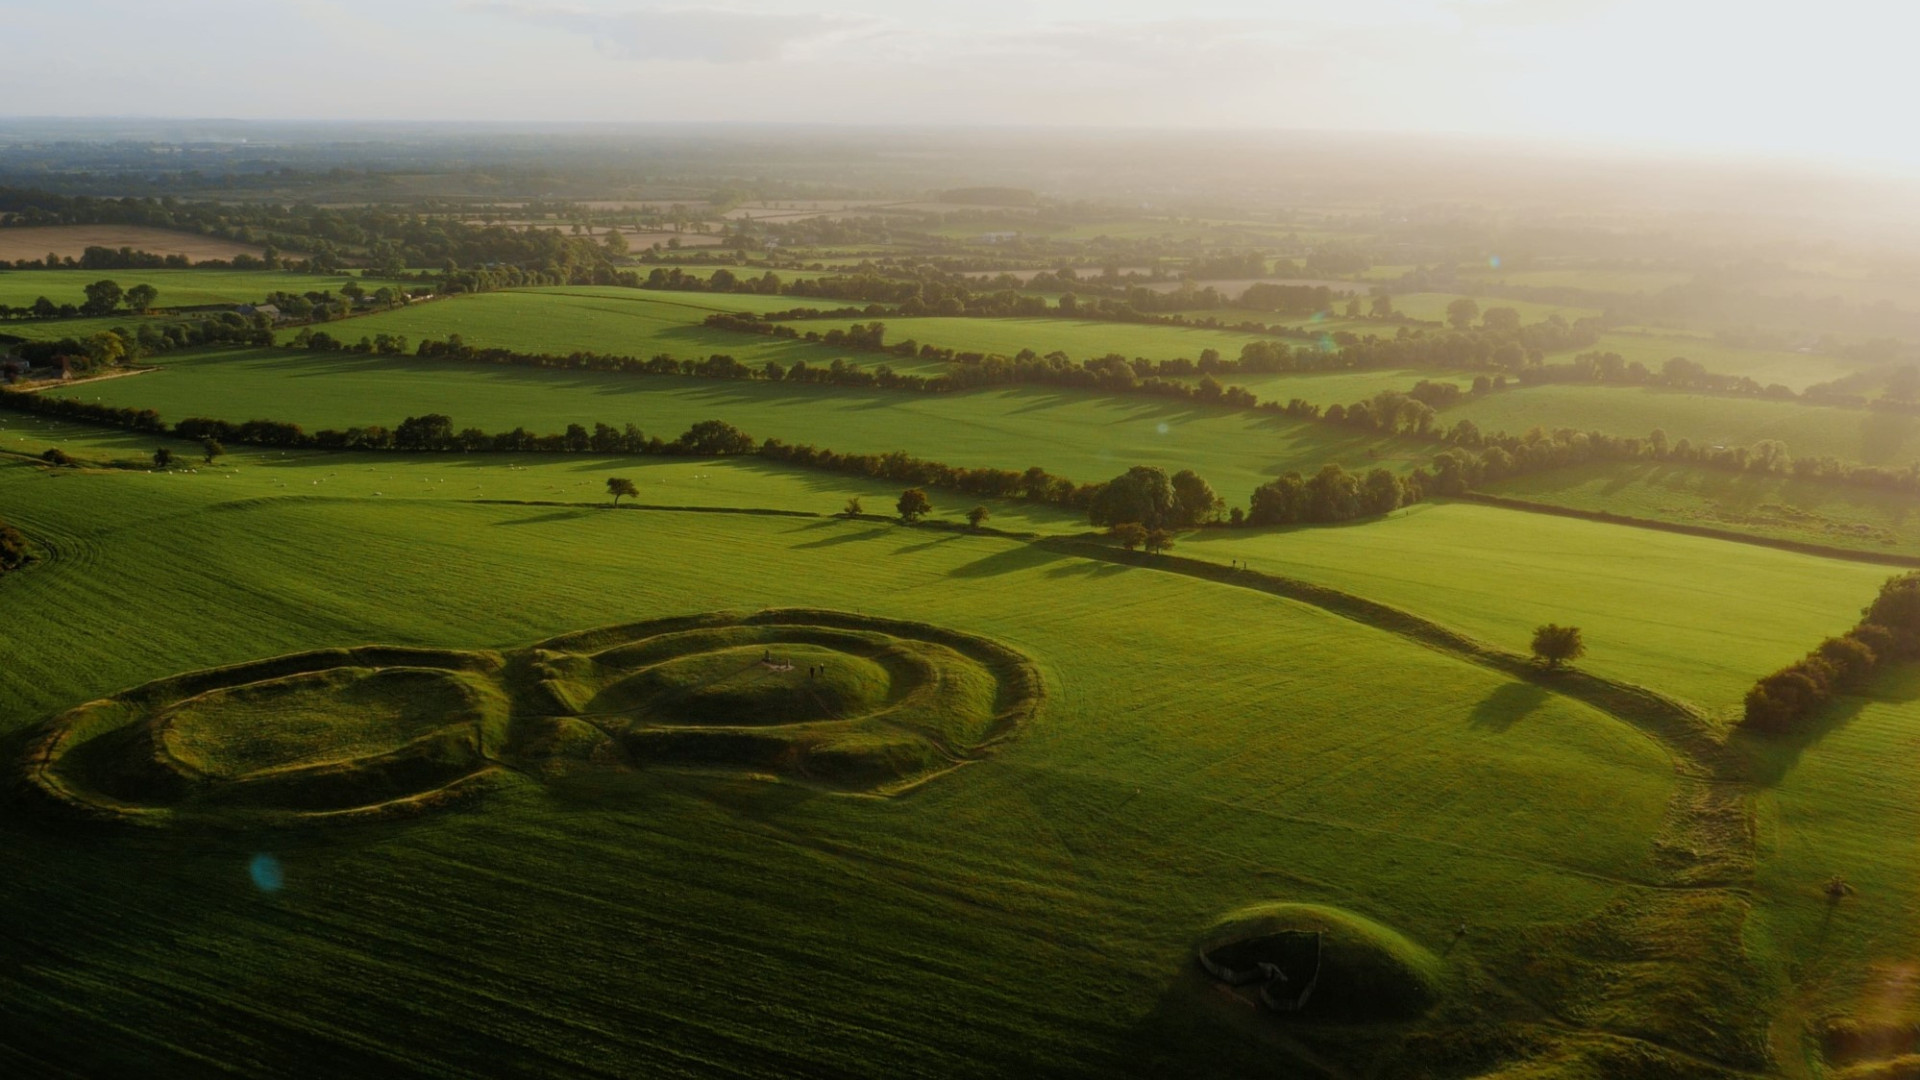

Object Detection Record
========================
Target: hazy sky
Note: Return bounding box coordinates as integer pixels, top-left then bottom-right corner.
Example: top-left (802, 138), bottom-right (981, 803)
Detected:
top-left (2, 0), bottom-right (1914, 167)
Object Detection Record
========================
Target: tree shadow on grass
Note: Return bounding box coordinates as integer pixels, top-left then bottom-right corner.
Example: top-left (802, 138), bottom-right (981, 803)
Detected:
top-left (492, 509), bottom-right (596, 527)
top-left (789, 526), bottom-right (892, 550)
top-left (1043, 559), bottom-right (1131, 579)
top-left (1735, 693), bottom-right (1885, 790)
top-left (893, 533), bottom-right (964, 555)
top-left (1468, 682), bottom-right (1551, 733)
top-left (945, 544), bottom-right (1070, 579)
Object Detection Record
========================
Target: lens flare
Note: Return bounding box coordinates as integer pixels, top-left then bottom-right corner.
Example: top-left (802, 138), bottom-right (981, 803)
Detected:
top-left (1488, 255), bottom-right (1502, 269)
top-left (249, 853), bottom-right (284, 892)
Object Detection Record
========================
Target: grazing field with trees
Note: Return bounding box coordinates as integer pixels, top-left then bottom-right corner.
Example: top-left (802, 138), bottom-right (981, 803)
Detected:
top-left (10, 119), bottom-right (1920, 1078)
top-left (0, 454), bottom-right (1677, 1076)
top-left (36, 346), bottom-right (1437, 500)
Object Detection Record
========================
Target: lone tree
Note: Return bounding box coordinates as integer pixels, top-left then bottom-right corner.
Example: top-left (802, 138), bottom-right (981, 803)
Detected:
top-left (607, 477), bottom-right (638, 506)
top-left (896, 488), bottom-right (931, 522)
top-left (125, 283), bottom-right (159, 313)
top-left (1110, 522), bottom-right (1147, 551)
top-left (152, 447), bottom-right (174, 468)
top-left (1531, 624), bottom-right (1586, 669)
top-left (1445, 297), bottom-right (1480, 330)
top-left (81, 279), bottom-right (123, 317)
top-left (1144, 527), bottom-right (1174, 556)
top-left (201, 438), bottom-right (224, 465)
top-left (967, 505), bottom-right (990, 531)
top-left (842, 496), bottom-right (862, 517)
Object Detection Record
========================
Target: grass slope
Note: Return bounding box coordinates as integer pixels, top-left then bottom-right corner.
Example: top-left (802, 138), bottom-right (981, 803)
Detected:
top-left (1443, 384), bottom-right (1920, 466)
top-left (1748, 668), bottom-right (1920, 1062)
top-left (0, 456), bottom-right (1674, 1076)
top-left (1484, 460), bottom-right (1920, 558)
top-left (1183, 501), bottom-right (1890, 710)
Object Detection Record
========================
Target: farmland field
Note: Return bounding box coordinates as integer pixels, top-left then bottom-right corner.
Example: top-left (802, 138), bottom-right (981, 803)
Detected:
top-left (1749, 668), bottom-right (1920, 1037)
top-left (0, 268), bottom-right (360, 308)
top-left (1484, 460), bottom-right (1920, 557)
top-left (0, 455), bottom-right (1678, 1076)
top-left (1442, 383), bottom-right (1920, 465)
top-left (11, 122), bottom-right (1920, 1079)
top-left (788, 313), bottom-right (1277, 363)
top-left (0, 414), bottom-right (1088, 533)
top-left (268, 288), bottom-right (953, 372)
top-left (0, 225), bottom-right (283, 262)
top-left (1553, 330), bottom-right (1872, 391)
top-left (43, 347), bottom-right (1438, 497)
top-left (1182, 501), bottom-right (1890, 710)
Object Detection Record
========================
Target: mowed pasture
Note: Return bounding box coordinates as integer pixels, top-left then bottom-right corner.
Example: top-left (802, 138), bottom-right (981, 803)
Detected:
top-left (0, 267), bottom-right (359, 309)
top-left (791, 313), bottom-right (1278, 364)
top-left (270, 287), bottom-right (952, 373)
top-left (0, 414), bottom-right (1088, 534)
top-left (0, 224), bottom-right (279, 262)
top-left (1183, 500), bottom-right (1891, 710)
top-left (1485, 460), bottom-right (1920, 558)
top-left (1749, 668), bottom-right (1920, 1040)
top-left (0, 456), bottom-right (1676, 1076)
top-left (1442, 383), bottom-right (1920, 465)
top-left (47, 347), bottom-right (1438, 498)
top-left (1552, 330), bottom-right (1872, 392)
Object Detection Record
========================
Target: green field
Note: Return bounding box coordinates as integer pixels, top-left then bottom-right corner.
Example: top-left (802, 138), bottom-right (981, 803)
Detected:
top-left (0, 415), bottom-right (1090, 534)
top-left (1556, 330), bottom-right (1872, 392)
top-left (1485, 460), bottom-right (1920, 557)
top-left (12, 214), bottom-right (1920, 1077)
top-left (1183, 501), bottom-right (1888, 710)
top-left (0, 453), bottom-right (1681, 1075)
top-left (273, 288), bottom-right (949, 373)
top-left (43, 347), bottom-right (1435, 500)
top-left (1443, 383), bottom-right (1920, 465)
top-left (1750, 668), bottom-right (1920, 1046)
top-left (0, 268), bottom-right (360, 309)
top-left (792, 314), bottom-right (1275, 363)
top-left (1385, 291), bottom-right (1603, 325)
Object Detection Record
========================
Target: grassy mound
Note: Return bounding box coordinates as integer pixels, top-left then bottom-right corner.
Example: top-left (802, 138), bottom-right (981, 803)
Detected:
top-left (158, 667), bottom-right (484, 778)
top-left (1196, 902), bottom-right (1443, 1022)
top-left (593, 644), bottom-right (893, 726)
top-left (25, 609), bottom-right (1042, 822)
top-left (29, 650), bottom-right (504, 824)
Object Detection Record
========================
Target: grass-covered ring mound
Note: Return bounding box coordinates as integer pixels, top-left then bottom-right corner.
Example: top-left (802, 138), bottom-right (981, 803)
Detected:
top-left (1195, 903), bottom-right (1443, 1022)
top-left (517, 610), bottom-right (1040, 793)
top-left (23, 610), bottom-right (1041, 825)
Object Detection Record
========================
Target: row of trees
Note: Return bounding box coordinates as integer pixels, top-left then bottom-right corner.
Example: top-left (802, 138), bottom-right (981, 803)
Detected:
top-left (0, 186), bottom-right (660, 276)
top-left (1086, 466), bottom-right (1221, 529)
top-left (1742, 573), bottom-right (1920, 734)
top-left (1249, 465), bottom-right (1416, 526)
top-left (0, 280), bottom-right (160, 321)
